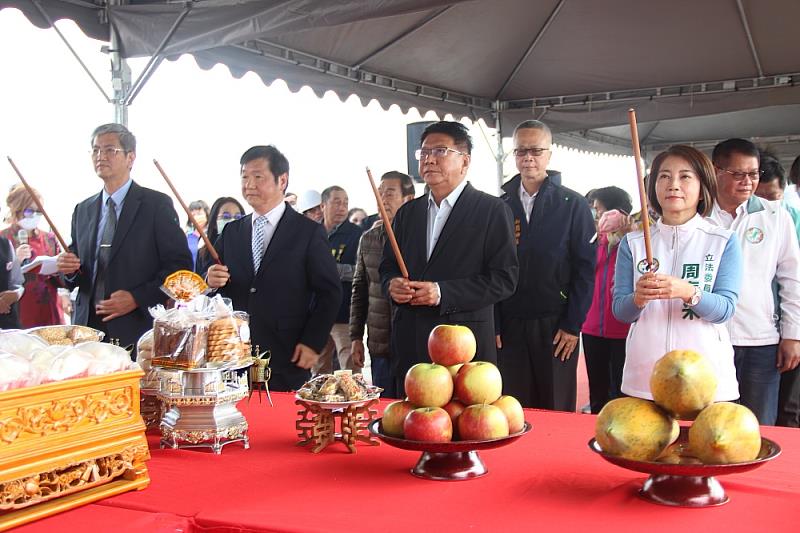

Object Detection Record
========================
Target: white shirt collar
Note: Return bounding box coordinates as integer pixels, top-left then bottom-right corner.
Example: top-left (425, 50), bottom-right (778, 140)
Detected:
top-left (428, 179), bottom-right (468, 210)
top-left (252, 201), bottom-right (287, 228)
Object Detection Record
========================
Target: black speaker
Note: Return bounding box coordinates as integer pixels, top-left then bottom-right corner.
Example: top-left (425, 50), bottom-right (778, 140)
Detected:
top-left (406, 121), bottom-right (436, 183)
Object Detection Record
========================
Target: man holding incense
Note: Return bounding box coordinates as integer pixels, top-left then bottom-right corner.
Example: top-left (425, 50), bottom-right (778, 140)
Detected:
top-left (56, 123), bottom-right (192, 348)
top-left (205, 145), bottom-right (341, 392)
top-left (380, 121), bottom-right (518, 396)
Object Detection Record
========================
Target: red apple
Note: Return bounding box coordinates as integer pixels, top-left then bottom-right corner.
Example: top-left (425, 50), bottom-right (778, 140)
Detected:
top-left (447, 363), bottom-right (464, 378)
top-left (381, 400), bottom-right (415, 437)
top-left (458, 404), bottom-right (509, 440)
top-left (442, 399), bottom-right (466, 430)
top-left (492, 395), bottom-right (525, 433)
top-left (428, 325), bottom-right (477, 367)
top-left (404, 363), bottom-right (453, 408)
top-left (403, 407), bottom-right (453, 442)
top-left (454, 362), bottom-right (503, 405)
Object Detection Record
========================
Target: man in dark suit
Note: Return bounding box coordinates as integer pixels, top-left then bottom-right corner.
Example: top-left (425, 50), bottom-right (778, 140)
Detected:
top-left (206, 145), bottom-right (341, 391)
top-left (380, 121), bottom-right (518, 395)
top-left (496, 120), bottom-right (596, 411)
top-left (56, 123), bottom-right (192, 348)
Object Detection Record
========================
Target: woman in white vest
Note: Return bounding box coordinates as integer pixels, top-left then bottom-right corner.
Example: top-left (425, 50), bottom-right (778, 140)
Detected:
top-left (613, 145), bottom-right (743, 401)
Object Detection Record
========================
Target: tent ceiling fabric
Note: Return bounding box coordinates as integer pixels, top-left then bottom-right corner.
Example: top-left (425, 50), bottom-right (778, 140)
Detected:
top-left (3, 0), bottom-right (799, 155)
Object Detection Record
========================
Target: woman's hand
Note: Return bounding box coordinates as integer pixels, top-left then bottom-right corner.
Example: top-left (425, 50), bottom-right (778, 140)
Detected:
top-left (634, 273), bottom-right (695, 307)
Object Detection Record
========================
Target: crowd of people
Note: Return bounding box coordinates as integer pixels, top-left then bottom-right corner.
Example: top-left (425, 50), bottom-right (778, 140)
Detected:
top-left (1, 120), bottom-right (798, 428)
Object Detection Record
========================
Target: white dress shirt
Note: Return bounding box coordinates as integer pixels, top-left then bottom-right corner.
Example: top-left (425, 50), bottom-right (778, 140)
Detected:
top-left (518, 183), bottom-right (538, 222)
top-left (427, 179), bottom-right (468, 260)
top-left (252, 201), bottom-right (287, 259)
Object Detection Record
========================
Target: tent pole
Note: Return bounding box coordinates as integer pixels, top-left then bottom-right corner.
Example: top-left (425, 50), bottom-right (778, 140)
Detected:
top-left (109, 0), bottom-right (130, 125)
top-left (495, 102), bottom-right (505, 193)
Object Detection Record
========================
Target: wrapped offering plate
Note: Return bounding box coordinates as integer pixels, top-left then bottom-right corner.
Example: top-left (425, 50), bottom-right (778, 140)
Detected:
top-left (588, 426), bottom-right (780, 507)
top-left (369, 419), bottom-right (531, 481)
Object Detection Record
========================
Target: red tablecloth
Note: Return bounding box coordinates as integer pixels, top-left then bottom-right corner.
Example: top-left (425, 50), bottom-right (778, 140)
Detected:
top-left (14, 392), bottom-right (800, 532)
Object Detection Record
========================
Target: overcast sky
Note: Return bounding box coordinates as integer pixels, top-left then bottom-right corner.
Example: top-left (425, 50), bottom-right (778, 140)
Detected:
top-left (0, 8), bottom-right (638, 235)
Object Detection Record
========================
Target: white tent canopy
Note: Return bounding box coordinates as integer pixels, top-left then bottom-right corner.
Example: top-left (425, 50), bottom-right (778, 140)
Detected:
top-left (4, 0), bottom-right (799, 162)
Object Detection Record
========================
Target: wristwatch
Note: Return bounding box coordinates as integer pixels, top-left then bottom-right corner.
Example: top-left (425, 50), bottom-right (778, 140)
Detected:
top-left (687, 286), bottom-right (702, 307)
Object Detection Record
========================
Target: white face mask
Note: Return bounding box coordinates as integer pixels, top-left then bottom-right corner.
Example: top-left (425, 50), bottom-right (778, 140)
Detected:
top-left (216, 219), bottom-right (232, 234)
top-left (19, 214), bottom-right (42, 231)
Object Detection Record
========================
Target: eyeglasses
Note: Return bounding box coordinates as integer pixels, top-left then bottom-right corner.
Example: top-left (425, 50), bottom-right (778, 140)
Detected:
top-left (415, 147), bottom-right (467, 160)
top-left (91, 147), bottom-right (126, 159)
top-left (513, 147), bottom-right (551, 157)
top-left (218, 212), bottom-right (243, 221)
top-left (715, 166), bottom-right (763, 181)
top-left (22, 208), bottom-right (42, 218)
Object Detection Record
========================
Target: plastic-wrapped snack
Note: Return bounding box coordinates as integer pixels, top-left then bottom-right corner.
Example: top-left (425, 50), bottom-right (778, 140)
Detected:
top-left (136, 329), bottom-right (154, 364)
top-left (151, 308), bottom-right (210, 369)
top-left (337, 371), bottom-right (366, 401)
top-left (27, 325), bottom-right (104, 345)
top-left (0, 331), bottom-right (47, 358)
top-left (206, 312), bottom-right (251, 364)
top-left (162, 269), bottom-right (209, 303)
top-left (319, 375), bottom-right (339, 397)
top-left (0, 352), bottom-right (35, 391)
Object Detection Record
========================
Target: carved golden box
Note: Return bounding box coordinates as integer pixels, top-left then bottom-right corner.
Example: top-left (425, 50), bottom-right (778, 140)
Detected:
top-left (0, 369), bottom-right (150, 531)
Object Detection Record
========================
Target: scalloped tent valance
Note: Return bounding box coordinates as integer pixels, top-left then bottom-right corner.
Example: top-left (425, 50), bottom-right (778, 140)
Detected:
top-left (3, 0), bottom-right (799, 160)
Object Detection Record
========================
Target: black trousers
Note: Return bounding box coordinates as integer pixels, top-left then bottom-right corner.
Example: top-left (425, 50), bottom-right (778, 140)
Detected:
top-left (777, 364), bottom-right (800, 428)
top-left (497, 315), bottom-right (578, 411)
top-left (581, 333), bottom-right (626, 414)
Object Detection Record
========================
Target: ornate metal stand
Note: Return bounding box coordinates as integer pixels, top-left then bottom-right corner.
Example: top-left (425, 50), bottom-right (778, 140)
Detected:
top-left (155, 361), bottom-right (252, 454)
top-left (295, 398), bottom-right (379, 453)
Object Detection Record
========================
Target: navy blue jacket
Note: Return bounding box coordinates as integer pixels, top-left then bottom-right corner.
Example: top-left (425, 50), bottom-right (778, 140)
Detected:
top-left (328, 220), bottom-right (363, 324)
top-left (497, 173), bottom-right (596, 335)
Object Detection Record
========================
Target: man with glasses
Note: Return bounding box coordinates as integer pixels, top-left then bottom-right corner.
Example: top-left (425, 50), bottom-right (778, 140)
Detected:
top-left (55, 123), bottom-right (192, 349)
top-left (496, 120), bottom-right (596, 411)
top-left (380, 121), bottom-right (518, 396)
top-left (708, 138), bottom-right (800, 425)
top-left (206, 145), bottom-right (341, 392)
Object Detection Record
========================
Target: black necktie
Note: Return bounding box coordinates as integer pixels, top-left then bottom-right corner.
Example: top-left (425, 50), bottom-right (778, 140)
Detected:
top-left (94, 197), bottom-right (117, 302)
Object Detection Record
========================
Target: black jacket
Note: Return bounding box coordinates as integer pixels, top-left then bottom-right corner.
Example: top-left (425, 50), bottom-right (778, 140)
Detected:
top-left (67, 181), bottom-right (192, 347)
top-left (327, 220), bottom-right (363, 324)
top-left (214, 205), bottom-right (341, 389)
top-left (380, 182), bottom-right (518, 377)
top-left (497, 173), bottom-right (596, 335)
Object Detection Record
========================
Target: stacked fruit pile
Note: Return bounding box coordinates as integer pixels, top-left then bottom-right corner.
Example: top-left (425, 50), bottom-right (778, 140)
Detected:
top-left (595, 349), bottom-right (762, 464)
top-left (381, 325), bottom-right (526, 442)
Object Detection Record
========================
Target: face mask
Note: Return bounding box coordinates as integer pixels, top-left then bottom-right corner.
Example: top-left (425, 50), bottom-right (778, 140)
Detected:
top-left (217, 219), bottom-right (233, 234)
top-left (19, 214), bottom-right (42, 231)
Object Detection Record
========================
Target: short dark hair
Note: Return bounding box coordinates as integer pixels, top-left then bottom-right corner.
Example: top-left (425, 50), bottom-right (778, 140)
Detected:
top-left (240, 145), bottom-right (290, 188)
top-left (593, 186), bottom-right (632, 214)
top-left (648, 145), bottom-right (717, 218)
top-left (789, 155), bottom-right (800, 187)
top-left (91, 123), bottom-right (136, 153)
top-left (420, 121), bottom-right (473, 154)
top-left (381, 171), bottom-right (415, 197)
top-left (712, 138), bottom-right (759, 168)
top-left (758, 148), bottom-right (786, 188)
top-left (321, 185), bottom-right (346, 204)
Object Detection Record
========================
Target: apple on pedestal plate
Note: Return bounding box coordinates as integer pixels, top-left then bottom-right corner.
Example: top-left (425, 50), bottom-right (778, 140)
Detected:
top-left (404, 363), bottom-right (453, 408)
top-left (404, 407), bottom-right (453, 442)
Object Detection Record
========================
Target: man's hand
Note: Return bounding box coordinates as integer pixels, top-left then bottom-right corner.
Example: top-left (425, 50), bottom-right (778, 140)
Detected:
top-left (15, 244), bottom-right (31, 262)
top-left (409, 281), bottom-right (440, 306)
top-left (96, 290), bottom-right (137, 322)
top-left (291, 343), bottom-right (319, 370)
top-left (495, 335), bottom-right (502, 350)
top-left (56, 252), bottom-right (81, 275)
top-left (553, 329), bottom-right (578, 361)
top-left (388, 277), bottom-right (414, 304)
top-left (0, 290), bottom-right (18, 314)
top-left (777, 339), bottom-right (800, 372)
top-left (351, 339), bottom-right (365, 368)
top-left (206, 264), bottom-right (230, 289)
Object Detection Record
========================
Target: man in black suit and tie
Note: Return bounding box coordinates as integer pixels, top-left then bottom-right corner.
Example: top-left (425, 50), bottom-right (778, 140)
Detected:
top-left (56, 123), bottom-right (192, 348)
top-left (380, 121), bottom-right (519, 395)
top-left (206, 145), bottom-right (341, 391)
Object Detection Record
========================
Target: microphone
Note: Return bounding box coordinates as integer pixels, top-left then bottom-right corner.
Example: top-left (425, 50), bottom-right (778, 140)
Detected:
top-left (17, 229), bottom-right (30, 266)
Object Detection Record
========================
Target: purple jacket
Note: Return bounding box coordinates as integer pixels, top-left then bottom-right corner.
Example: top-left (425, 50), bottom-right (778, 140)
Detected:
top-left (582, 233), bottom-right (630, 339)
